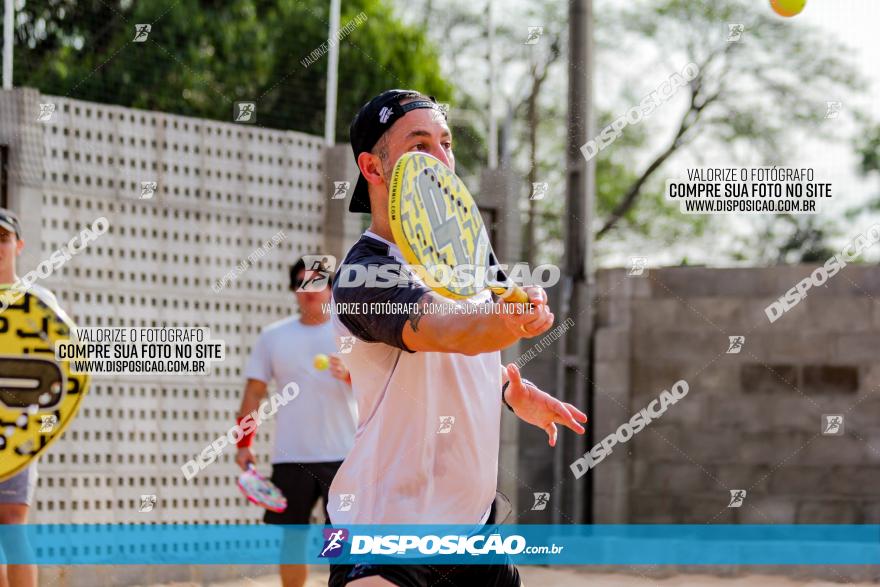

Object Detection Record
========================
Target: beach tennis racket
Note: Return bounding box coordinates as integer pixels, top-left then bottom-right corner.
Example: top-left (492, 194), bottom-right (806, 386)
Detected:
top-left (0, 287), bottom-right (90, 482)
top-left (388, 152), bottom-right (529, 303)
top-left (237, 464), bottom-right (287, 513)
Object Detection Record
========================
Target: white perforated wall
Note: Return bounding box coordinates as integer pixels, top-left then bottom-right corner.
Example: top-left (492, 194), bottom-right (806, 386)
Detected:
top-left (3, 92), bottom-right (331, 525)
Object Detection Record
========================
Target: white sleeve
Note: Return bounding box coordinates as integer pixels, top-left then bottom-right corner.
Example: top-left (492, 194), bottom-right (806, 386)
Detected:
top-left (243, 332), bottom-right (272, 384)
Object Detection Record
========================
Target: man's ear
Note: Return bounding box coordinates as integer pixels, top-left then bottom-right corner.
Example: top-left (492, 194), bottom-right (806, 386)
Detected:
top-left (15, 239), bottom-right (24, 255)
top-left (357, 151), bottom-right (385, 186)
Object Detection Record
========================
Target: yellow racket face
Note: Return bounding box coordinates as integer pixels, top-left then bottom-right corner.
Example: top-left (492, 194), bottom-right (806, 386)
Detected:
top-left (388, 152), bottom-right (492, 300)
top-left (0, 287), bottom-right (90, 481)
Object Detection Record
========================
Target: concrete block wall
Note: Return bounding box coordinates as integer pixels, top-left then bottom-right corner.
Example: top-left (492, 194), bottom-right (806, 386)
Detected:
top-left (592, 265), bottom-right (880, 524)
top-left (0, 89), bottom-right (361, 585)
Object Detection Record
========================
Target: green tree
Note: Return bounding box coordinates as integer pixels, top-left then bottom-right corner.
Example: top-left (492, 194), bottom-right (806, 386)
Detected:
top-left (856, 121), bottom-right (880, 203)
top-left (595, 0), bottom-right (864, 242)
top-left (10, 0), bottom-right (451, 139)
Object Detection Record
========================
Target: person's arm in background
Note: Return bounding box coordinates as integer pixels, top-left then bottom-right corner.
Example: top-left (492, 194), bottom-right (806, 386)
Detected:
top-left (328, 355), bottom-right (351, 385)
top-left (236, 331), bottom-right (273, 470)
top-left (235, 378), bottom-right (268, 470)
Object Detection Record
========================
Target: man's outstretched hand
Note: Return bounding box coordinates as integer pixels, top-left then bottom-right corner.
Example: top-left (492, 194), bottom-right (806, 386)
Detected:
top-left (504, 363), bottom-right (587, 446)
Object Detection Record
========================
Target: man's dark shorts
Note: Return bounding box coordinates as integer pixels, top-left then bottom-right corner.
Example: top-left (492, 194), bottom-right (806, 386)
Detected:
top-left (328, 495), bottom-right (521, 587)
top-left (330, 559), bottom-right (521, 587)
top-left (263, 461), bottom-right (342, 525)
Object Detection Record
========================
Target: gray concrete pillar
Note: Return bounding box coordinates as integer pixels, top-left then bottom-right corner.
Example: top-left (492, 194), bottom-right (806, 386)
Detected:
top-left (480, 166), bottom-right (523, 520)
top-left (322, 144), bottom-right (363, 261)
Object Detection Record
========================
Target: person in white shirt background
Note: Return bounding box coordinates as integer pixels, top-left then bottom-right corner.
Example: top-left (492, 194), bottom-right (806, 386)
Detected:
top-left (235, 258), bottom-right (357, 587)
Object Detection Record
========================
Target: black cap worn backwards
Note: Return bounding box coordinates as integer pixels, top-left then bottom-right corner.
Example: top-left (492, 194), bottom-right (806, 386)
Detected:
top-left (348, 89), bottom-right (447, 213)
top-left (0, 208), bottom-right (21, 238)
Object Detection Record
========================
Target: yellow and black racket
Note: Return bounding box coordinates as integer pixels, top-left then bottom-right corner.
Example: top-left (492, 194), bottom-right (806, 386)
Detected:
top-left (388, 152), bottom-right (528, 303)
top-left (0, 287), bottom-right (90, 481)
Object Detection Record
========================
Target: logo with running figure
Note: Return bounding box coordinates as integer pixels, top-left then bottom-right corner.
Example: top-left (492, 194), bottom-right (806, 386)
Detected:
top-left (530, 182), bottom-right (549, 201)
top-left (332, 182), bottom-right (350, 200)
top-left (234, 102), bottom-right (257, 124)
top-left (531, 492), bottom-right (550, 511)
top-left (337, 336), bottom-right (355, 354)
top-left (139, 494), bottom-right (157, 512)
top-left (297, 255), bottom-right (337, 292)
top-left (39, 415), bottom-right (58, 433)
top-left (437, 416), bottom-right (455, 434)
top-left (133, 24), bottom-right (151, 42)
top-left (726, 336), bottom-right (745, 354)
top-left (337, 493), bottom-right (356, 512)
top-left (430, 103), bottom-right (450, 123)
top-left (825, 101), bottom-right (843, 120)
top-left (727, 23), bottom-right (745, 42)
top-left (525, 26), bottom-right (544, 45)
top-left (628, 256), bottom-right (647, 276)
top-left (140, 181), bottom-right (157, 200)
top-left (822, 414), bottom-right (844, 435)
top-left (728, 489), bottom-right (747, 508)
top-left (37, 103), bottom-right (56, 123)
top-left (319, 528), bottom-right (349, 558)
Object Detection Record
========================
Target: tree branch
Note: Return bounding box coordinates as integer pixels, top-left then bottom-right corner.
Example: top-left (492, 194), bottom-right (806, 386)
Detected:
top-left (595, 46), bottom-right (730, 238)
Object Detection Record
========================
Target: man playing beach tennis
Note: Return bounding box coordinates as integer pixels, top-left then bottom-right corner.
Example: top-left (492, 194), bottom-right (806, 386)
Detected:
top-left (236, 259), bottom-right (357, 587)
top-left (328, 90), bottom-right (588, 587)
top-left (0, 208), bottom-right (60, 587)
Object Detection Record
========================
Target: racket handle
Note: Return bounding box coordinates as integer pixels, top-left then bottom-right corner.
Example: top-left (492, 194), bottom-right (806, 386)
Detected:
top-left (499, 285), bottom-right (530, 304)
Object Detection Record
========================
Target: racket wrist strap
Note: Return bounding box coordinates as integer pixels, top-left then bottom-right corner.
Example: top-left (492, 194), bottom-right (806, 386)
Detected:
top-left (501, 381), bottom-right (514, 413)
top-left (236, 416), bottom-right (256, 448)
top-left (502, 377), bottom-right (536, 413)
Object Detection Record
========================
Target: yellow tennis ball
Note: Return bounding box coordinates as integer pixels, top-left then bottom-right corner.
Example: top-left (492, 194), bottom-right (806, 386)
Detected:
top-left (770, 0), bottom-right (806, 17)
top-left (313, 354), bottom-right (330, 371)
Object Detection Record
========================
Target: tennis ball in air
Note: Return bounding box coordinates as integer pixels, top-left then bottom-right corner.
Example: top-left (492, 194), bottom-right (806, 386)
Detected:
top-left (313, 354), bottom-right (330, 371)
top-left (770, 0), bottom-right (806, 17)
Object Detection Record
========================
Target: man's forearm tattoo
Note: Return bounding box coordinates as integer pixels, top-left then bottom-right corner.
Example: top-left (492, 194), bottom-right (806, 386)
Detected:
top-left (407, 293), bottom-right (433, 332)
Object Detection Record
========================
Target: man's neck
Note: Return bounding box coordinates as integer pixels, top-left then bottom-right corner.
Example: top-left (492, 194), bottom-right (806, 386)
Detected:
top-left (0, 271), bottom-right (17, 286)
top-left (367, 220), bottom-right (395, 244)
top-left (300, 312), bottom-right (330, 326)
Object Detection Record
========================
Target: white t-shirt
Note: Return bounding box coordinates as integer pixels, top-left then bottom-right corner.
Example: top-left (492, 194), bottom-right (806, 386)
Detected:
top-left (243, 317), bottom-right (357, 464)
top-left (329, 232), bottom-right (502, 525)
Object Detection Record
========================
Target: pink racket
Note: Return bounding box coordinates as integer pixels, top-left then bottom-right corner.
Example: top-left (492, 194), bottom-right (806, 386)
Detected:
top-left (237, 464), bottom-right (287, 513)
